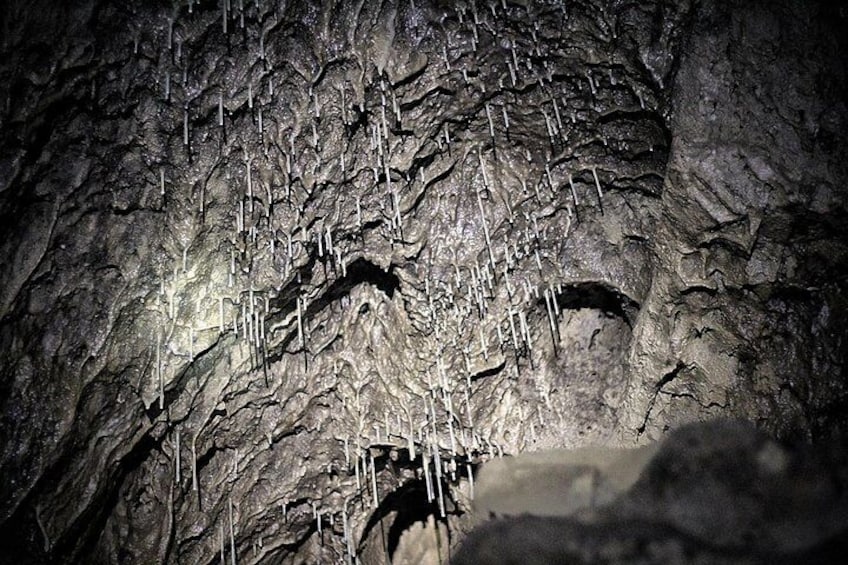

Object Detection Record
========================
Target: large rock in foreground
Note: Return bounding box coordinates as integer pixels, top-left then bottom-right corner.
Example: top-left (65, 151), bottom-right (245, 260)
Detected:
top-left (455, 420), bottom-right (848, 564)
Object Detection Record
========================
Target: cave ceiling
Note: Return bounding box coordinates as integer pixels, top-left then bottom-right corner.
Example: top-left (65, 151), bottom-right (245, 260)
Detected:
top-left (0, 0), bottom-right (846, 563)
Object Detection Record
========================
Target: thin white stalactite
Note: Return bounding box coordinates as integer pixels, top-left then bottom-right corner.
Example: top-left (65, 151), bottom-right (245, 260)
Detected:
top-left (229, 496), bottom-right (236, 565)
top-left (543, 108), bottom-right (555, 147)
top-left (246, 159), bottom-right (253, 213)
top-left (241, 301), bottom-right (248, 344)
top-left (485, 103), bottom-right (495, 138)
top-left (552, 96), bottom-right (563, 132)
top-left (317, 507), bottom-right (322, 536)
top-left (344, 437), bottom-right (350, 468)
top-left (220, 524), bottom-right (225, 564)
top-left (355, 451), bottom-right (361, 491)
top-left (519, 310), bottom-right (531, 354)
top-left (434, 445), bottom-right (446, 518)
top-left (508, 308), bottom-right (519, 352)
top-left (191, 435), bottom-right (198, 492)
top-left (568, 173), bottom-right (579, 209)
top-left (423, 453), bottom-right (433, 501)
top-left (183, 108), bottom-right (189, 146)
top-left (592, 166), bottom-right (604, 208)
top-left (544, 288), bottom-right (558, 346)
top-left (476, 182), bottom-right (496, 273)
top-left (370, 451), bottom-right (379, 509)
top-left (157, 332), bottom-right (163, 410)
top-left (296, 295), bottom-right (304, 349)
top-left (356, 196), bottom-right (362, 229)
top-left (552, 285), bottom-right (561, 316)
top-left (175, 428), bottom-right (181, 485)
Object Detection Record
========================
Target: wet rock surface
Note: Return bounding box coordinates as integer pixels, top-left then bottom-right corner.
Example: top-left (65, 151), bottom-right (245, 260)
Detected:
top-left (0, 0), bottom-right (845, 563)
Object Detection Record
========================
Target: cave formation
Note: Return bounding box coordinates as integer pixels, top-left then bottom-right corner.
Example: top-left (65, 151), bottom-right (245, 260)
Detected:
top-left (1, 0), bottom-right (847, 563)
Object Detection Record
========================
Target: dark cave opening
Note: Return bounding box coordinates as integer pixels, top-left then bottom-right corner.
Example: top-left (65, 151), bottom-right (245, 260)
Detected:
top-left (546, 282), bottom-right (639, 326)
top-left (384, 481), bottom-right (444, 562)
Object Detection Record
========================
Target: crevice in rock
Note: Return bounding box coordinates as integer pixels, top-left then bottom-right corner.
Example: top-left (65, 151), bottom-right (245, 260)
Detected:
top-left (470, 359), bottom-right (507, 383)
top-left (638, 361), bottom-right (686, 437)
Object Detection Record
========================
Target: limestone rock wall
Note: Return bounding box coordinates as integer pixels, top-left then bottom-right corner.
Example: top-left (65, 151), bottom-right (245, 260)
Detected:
top-left (0, 0), bottom-right (845, 563)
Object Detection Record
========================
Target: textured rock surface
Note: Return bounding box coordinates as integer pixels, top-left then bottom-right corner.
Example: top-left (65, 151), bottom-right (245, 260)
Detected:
top-left (622, 0), bottom-right (848, 444)
top-left (0, 0), bottom-right (846, 563)
top-left (454, 420), bottom-right (848, 564)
